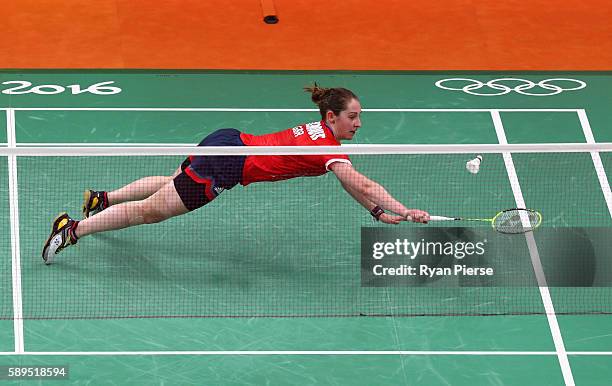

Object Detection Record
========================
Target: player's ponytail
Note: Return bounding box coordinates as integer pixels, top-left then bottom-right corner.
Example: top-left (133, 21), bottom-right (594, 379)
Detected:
top-left (304, 82), bottom-right (359, 119)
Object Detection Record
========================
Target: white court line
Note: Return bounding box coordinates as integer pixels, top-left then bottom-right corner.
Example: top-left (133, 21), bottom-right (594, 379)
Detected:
top-left (6, 108), bottom-right (24, 354)
top-left (491, 110), bottom-right (575, 386)
top-left (0, 350), bottom-right (610, 356)
top-left (0, 107), bottom-right (582, 112)
top-left (19, 143), bottom-right (194, 147)
top-left (578, 110), bottom-right (612, 218)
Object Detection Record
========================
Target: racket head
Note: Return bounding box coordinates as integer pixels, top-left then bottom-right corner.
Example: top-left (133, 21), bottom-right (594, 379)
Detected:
top-left (491, 208), bottom-right (542, 234)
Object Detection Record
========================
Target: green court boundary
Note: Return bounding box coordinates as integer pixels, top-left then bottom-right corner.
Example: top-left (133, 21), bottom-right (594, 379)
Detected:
top-left (3, 106), bottom-right (612, 386)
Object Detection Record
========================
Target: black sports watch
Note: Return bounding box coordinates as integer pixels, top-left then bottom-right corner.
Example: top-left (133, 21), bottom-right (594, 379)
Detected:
top-left (370, 205), bottom-right (385, 221)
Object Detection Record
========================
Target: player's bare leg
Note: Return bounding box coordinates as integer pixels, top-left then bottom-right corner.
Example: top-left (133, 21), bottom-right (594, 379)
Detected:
top-left (83, 167), bottom-right (181, 218)
top-left (77, 179), bottom-right (189, 237)
top-left (43, 173), bottom-right (189, 264)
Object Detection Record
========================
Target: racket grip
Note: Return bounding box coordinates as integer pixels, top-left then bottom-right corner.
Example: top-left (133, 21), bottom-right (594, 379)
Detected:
top-left (429, 215), bottom-right (458, 221)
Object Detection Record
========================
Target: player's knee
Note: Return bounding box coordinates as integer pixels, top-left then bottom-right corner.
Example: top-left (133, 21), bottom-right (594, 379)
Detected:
top-left (141, 203), bottom-right (167, 224)
top-left (125, 202), bottom-right (144, 226)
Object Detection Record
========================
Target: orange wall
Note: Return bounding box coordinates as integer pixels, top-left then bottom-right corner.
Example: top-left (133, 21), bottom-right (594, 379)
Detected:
top-left (2, 0), bottom-right (611, 69)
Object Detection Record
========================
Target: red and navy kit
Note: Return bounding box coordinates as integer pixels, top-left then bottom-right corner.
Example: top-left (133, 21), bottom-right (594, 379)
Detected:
top-left (240, 121), bottom-right (351, 185)
top-left (173, 121), bottom-right (351, 211)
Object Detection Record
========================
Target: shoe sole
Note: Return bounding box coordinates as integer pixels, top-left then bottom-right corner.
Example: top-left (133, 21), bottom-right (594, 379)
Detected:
top-left (42, 212), bottom-right (69, 265)
top-left (42, 234), bottom-right (64, 265)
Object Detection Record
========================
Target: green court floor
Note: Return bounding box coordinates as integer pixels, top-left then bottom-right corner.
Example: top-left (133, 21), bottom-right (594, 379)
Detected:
top-left (1, 71), bottom-right (611, 385)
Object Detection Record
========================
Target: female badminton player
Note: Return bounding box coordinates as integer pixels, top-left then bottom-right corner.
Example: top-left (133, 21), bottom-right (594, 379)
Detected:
top-left (42, 84), bottom-right (430, 264)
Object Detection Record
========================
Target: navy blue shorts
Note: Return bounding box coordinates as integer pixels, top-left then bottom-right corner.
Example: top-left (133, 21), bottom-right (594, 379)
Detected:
top-left (173, 128), bottom-right (246, 211)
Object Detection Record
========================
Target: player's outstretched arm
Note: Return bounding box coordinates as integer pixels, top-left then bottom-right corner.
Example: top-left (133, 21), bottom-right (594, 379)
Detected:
top-left (330, 162), bottom-right (429, 223)
top-left (338, 179), bottom-right (405, 224)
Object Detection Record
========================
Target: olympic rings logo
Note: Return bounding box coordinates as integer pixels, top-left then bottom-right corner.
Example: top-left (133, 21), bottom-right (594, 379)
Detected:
top-left (435, 78), bottom-right (586, 96)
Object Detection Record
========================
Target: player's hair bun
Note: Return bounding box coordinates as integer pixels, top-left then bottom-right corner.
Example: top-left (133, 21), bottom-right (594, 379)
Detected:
top-left (303, 82), bottom-right (331, 105)
top-left (303, 83), bottom-right (359, 119)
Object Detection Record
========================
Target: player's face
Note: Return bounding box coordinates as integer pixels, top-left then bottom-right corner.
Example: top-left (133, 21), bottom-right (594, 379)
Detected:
top-left (328, 98), bottom-right (362, 140)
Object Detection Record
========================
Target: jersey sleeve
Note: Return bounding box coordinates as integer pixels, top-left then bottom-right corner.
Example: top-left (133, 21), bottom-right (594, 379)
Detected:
top-left (314, 125), bottom-right (351, 171)
top-left (323, 154), bottom-right (351, 171)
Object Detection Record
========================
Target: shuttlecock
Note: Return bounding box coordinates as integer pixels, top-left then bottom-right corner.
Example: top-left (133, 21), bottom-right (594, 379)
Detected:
top-left (466, 155), bottom-right (482, 174)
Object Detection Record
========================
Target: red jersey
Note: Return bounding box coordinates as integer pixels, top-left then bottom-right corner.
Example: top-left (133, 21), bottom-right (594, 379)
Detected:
top-left (239, 121), bottom-right (351, 185)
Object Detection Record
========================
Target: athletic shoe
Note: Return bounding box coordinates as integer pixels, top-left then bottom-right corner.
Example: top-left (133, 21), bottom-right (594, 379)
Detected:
top-left (82, 190), bottom-right (108, 218)
top-left (42, 213), bottom-right (78, 265)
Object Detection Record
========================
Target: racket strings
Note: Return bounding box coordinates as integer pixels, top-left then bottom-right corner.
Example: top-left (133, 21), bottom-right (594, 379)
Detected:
top-left (493, 209), bottom-right (541, 234)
